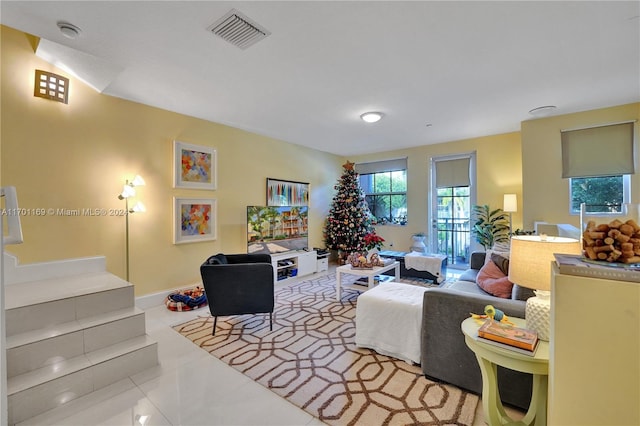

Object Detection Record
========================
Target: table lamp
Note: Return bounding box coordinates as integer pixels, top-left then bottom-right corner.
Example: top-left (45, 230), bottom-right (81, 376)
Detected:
top-left (507, 235), bottom-right (581, 341)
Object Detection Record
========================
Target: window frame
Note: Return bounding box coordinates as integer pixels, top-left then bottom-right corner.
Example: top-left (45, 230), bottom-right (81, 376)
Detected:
top-left (359, 169), bottom-right (408, 226)
top-left (569, 174), bottom-right (631, 215)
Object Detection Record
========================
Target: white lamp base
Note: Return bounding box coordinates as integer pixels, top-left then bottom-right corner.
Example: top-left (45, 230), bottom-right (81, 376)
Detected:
top-left (525, 290), bottom-right (551, 341)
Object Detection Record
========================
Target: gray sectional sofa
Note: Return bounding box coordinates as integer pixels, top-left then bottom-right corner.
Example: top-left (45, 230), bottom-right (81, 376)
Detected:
top-left (420, 251), bottom-right (535, 410)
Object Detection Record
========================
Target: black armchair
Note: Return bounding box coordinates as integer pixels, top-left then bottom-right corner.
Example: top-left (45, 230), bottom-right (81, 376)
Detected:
top-left (200, 253), bottom-right (275, 335)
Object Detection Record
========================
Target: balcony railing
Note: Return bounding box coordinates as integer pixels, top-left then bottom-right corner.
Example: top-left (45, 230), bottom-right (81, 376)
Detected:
top-left (436, 217), bottom-right (470, 268)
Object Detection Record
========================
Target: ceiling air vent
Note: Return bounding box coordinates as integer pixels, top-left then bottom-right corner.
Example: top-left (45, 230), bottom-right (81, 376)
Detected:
top-left (208, 9), bottom-right (271, 50)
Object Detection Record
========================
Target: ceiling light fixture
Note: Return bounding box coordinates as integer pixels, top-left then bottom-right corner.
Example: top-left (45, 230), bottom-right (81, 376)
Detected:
top-left (528, 105), bottom-right (557, 117)
top-left (57, 21), bottom-right (82, 39)
top-left (360, 112), bottom-right (384, 123)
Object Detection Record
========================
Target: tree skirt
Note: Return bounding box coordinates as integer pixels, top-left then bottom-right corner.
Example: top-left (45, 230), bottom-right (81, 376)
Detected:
top-left (173, 274), bottom-right (478, 425)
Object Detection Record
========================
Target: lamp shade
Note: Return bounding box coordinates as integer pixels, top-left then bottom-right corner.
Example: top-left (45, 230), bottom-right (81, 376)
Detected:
top-left (131, 175), bottom-right (146, 186)
top-left (130, 201), bottom-right (146, 213)
top-left (119, 184), bottom-right (136, 199)
top-left (503, 194), bottom-right (517, 213)
top-left (508, 235), bottom-right (581, 291)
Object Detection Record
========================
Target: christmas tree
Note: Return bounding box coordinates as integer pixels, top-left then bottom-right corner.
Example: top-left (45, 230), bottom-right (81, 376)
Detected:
top-left (324, 161), bottom-right (374, 258)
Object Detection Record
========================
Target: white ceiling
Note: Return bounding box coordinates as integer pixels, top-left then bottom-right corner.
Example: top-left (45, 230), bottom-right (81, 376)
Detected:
top-left (2, 1), bottom-right (639, 156)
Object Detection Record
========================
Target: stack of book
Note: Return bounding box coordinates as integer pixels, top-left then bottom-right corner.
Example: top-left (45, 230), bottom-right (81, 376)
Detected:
top-left (477, 319), bottom-right (539, 356)
top-left (554, 253), bottom-right (640, 283)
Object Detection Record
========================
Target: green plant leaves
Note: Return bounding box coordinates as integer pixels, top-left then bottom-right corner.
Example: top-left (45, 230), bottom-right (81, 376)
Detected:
top-left (471, 204), bottom-right (510, 250)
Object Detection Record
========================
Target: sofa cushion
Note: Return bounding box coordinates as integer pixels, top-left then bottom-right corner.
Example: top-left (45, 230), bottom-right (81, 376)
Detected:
top-left (458, 268), bottom-right (479, 283)
top-left (445, 279), bottom-right (491, 296)
top-left (512, 284), bottom-right (536, 301)
top-left (476, 260), bottom-right (514, 299)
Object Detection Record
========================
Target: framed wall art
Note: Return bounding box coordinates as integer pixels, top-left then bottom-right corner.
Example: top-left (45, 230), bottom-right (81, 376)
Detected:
top-left (266, 178), bottom-right (309, 206)
top-left (173, 197), bottom-right (217, 244)
top-left (173, 140), bottom-right (217, 190)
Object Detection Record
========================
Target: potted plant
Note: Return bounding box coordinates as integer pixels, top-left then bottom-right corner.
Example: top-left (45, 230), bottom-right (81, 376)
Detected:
top-left (471, 205), bottom-right (510, 250)
top-left (363, 231), bottom-right (385, 251)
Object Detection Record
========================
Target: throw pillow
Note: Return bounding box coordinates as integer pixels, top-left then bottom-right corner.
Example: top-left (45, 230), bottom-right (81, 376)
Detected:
top-left (484, 249), bottom-right (510, 266)
top-left (208, 254), bottom-right (228, 264)
top-left (492, 241), bottom-right (511, 252)
top-left (491, 252), bottom-right (510, 276)
top-left (476, 259), bottom-right (514, 299)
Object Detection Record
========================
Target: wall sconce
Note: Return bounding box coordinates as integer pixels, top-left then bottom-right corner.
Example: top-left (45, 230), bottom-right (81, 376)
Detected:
top-left (118, 175), bottom-right (145, 282)
top-left (503, 193), bottom-right (517, 234)
top-left (34, 70), bottom-right (69, 104)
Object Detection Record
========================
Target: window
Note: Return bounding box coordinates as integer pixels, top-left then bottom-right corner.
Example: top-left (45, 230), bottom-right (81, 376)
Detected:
top-left (562, 121), bottom-right (635, 215)
top-left (570, 175), bottom-right (630, 214)
top-left (359, 170), bottom-right (407, 225)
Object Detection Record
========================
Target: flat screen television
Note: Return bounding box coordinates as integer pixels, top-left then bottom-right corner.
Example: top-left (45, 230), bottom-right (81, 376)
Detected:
top-left (247, 206), bottom-right (309, 255)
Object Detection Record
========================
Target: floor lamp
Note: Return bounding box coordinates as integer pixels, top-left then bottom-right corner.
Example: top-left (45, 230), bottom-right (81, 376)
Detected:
top-left (118, 175), bottom-right (145, 282)
top-left (503, 194), bottom-right (517, 234)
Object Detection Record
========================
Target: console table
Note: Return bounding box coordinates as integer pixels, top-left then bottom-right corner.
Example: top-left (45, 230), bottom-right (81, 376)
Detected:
top-left (335, 261), bottom-right (400, 301)
top-left (461, 317), bottom-right (549, 426)
top-left (549, 264), bottom-right (639, 424)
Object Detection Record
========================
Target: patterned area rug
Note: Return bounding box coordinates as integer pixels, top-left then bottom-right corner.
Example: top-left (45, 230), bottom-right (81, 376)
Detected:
top-left (173, 274), bottom-right (478, 425)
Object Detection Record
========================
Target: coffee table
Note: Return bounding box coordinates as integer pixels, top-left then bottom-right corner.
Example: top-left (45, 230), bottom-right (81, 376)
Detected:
top-left (335, 261), bottom-right (400, 301)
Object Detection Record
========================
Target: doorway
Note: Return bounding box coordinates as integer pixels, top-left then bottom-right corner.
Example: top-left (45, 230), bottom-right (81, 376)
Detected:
top-left (430, 153), bottom-right (477, 270)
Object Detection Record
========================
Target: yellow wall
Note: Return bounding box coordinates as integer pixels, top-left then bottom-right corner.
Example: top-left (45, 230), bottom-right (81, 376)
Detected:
top-left (3, 24), bottom-right (638, 296)
top-left (1, 26), bottom-right (342, 296)
top-left (348, 104), bottom-right (640, 252)
top-left (349, 132), bottom-right (522, 252)
top-left (521, 103), bottom-right (640, 229)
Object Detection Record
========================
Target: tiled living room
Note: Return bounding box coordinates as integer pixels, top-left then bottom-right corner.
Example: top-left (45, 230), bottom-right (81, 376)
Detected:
top-left (9, 265), bottom-right (528, 426)
top-left (1, 1), bottom-right (639, 425)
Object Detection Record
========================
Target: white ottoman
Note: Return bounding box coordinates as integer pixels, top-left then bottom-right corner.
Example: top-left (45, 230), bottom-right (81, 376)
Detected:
top-left (355, 281), bottom-right (427, 364)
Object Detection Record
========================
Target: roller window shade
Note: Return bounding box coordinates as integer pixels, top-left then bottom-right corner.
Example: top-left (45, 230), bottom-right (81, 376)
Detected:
top-left (435, 157), bottom-right (471, 188)
top-left (355, 158), bottom-right (407, 175)
top-left (561, 122), bottom-right (635, 178)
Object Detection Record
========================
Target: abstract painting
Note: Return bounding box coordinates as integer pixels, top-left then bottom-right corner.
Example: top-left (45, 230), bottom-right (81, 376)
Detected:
top-left (174, 140), bottom-right (217, 190)
top-left (173, 197), bottom-right (217, 244)
top-left (266, 178), bottom-right (309, 206)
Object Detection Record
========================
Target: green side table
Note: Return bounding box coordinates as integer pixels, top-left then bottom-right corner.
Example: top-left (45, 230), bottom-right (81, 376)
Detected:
top-left (461, 317), bottom-right (549, 426)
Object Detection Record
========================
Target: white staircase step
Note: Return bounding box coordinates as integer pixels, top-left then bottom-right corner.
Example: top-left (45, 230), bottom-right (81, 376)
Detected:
top-left (5, 272), bottom-right (133, 337)
top-left (7, 335), bottom-right (158, 425)
top-left (5, 271), bottom-right (131, 309)
top-left (8, 335), bottom-right (157, 395)
top-left (5, 259), bottom-right (159, 425)
top-left (7, 307), bottom-right (146, 378)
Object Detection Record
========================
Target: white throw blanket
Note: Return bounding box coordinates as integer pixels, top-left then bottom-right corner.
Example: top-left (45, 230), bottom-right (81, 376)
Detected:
top-left (355, 282), bottom-right (427, 364)
top-left (404, 252), bottom-right (446, 281)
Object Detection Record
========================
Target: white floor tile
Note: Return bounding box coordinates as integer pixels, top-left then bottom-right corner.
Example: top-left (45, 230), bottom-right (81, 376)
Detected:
top-left (16, 379), bottom-right (171, 426)
top-left (15, 271), bottom-right (521, 426)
